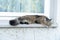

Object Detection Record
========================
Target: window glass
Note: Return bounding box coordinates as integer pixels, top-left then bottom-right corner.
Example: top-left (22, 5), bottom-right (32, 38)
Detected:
top-left (0, 0), bottom-right (44, 13)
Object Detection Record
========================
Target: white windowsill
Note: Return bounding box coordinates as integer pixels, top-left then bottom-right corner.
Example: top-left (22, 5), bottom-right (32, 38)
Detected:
top-left (0, 20), bottom-right (57, 28)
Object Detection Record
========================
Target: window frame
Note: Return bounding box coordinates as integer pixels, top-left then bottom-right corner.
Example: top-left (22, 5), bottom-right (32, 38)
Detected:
top-left (0, 0), bottom-right (57, 27)
top-left (0, 0), bottom-right (57, 22)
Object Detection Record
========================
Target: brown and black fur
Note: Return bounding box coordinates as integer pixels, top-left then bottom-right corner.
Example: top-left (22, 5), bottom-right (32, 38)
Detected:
top-left (9, 15), bottom-right (52, 26)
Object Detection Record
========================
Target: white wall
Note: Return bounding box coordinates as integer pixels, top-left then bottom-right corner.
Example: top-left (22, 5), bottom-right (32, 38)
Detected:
top-left (56, 0), bottom-right (60, 40)
top-left (0, 0), bottom-right (60, 40)
top-left (0, 28), bottom-right (58, 40)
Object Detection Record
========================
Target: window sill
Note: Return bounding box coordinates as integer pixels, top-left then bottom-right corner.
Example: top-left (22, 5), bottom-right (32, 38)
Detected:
top-left (0, 20), bottom-right (57, 28)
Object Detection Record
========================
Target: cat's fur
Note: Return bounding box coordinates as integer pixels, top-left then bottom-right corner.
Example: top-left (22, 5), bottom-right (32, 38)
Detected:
top-left (9, 15), bottom-right (52, 26)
